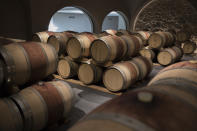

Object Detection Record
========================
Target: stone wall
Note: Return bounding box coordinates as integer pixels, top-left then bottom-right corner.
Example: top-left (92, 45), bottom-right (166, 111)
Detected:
top-left (135, 0), bottom-right (197, 36)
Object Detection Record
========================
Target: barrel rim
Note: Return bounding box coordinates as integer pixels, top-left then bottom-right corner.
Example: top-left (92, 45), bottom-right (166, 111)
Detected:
top-left (157, 51), bottom-right (173, 66)
top-left (66, 36), bottom-right (83, 59)
top-left (103, 66), bottom-right (126, 92)
top-left (90, 38), bottom-right (111, 64)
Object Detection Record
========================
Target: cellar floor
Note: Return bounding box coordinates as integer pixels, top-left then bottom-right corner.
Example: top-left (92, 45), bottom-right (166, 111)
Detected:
top-left (48, 54), bottom-right (197, 131)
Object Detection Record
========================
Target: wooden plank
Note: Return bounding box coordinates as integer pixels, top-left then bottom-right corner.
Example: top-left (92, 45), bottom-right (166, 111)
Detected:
top-left (53, 74), bottom-right (122, 96)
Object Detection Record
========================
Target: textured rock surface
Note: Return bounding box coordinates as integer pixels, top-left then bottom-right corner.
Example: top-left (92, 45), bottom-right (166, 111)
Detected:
top-left (135, 0), bottom-right (197, 35)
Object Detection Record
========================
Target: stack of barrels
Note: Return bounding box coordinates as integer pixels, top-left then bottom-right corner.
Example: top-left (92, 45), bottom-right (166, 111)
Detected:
top-left (0, 81), bottom-right (76, 131)
top-left (68, 60), bottom-right (197, 131)
top-left (0, 34), bottom-right (77, 130)
top-left (175, 30), bottom-right (196, 55)
top-left (32, 31), bottom-right (76, 57)
top-left (148, 31), bottom-right (183, 66)
top-left (137, 31), bottom-right (183, 66)
top-left (43, 29), bottom-right (154, 93)
top-left (140, 30), bottom-right (197, 66)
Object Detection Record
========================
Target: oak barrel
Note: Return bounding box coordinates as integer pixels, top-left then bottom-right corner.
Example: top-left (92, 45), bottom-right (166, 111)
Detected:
top-left (103, 61), bottom-right (139, 92)
top-left (0, 36), bottom-right (25, 45)
top-left (10, 81), bottom-right (75, 130)
top-left (66, 34), bottom-right (97, 60)
top-left (148, 61), bottom-right (197, 108)
top-left (103, 56), bottom-right (152, 92)
top-left (148, 61), bottom-right (197, 86)
top-left (78, 63), bottom-right (103, 84)
top-left (159, 60), bottom-right (197, 73)
top-left (135, 31), bottom-right (152, 46)
top-left (0, 43), bottom-right (31, 85)
top-left (69, 87), bottom-right (197, 131)
top-left (182, 41), bottom-right (196, 54)
top-left (120, 35), bottom-right (144, 59)
top-left (176, 30), bottom-right (191, 42)
top-left (32, 31), bottom-right (55, 43)
top-left (0, 42), bottom-right (58, 86)
top-left (63, 31), bottom-right (77, 36)
top-left (132, 56), bottom-right (153, 80)
top-left (10, 87), bottom-right (48, 131)
top-left (139, 48), bottom-right (155, 60)
top-left (47, 32), bottom-right (73, 56)
top-left (103, 29), bottom-right (117, 35)
top-left (148, 31), bottom-right (175, 49)
top-left (90, 35), bottom-right (127, 64)
top-left (115, 30), bottom-right (132, 36)
top-left (57, 57), bottom-right (79, 79)
top-left (0, 98), bottom-right (23, 131)
top-left (157, 46), bottom-right (183, 66)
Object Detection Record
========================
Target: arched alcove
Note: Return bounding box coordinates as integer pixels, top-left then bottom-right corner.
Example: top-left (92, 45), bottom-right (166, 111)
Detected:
top-left (102, 11), bottom-right (129, 31)
top-left (48, 6), bottom-right (94, 32)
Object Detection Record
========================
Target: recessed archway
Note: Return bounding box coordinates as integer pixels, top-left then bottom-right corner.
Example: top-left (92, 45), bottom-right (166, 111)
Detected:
top-left (48, 6), bottom-right (94, 32)
top-left (102, 11), bottom-right (129, 31)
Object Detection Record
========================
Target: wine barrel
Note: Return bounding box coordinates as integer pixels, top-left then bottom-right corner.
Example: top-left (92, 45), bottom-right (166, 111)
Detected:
top-left (57, 57), bottom-right (79, 79)
top-left (157, 46), bottom-right (183, 66)
top-left (135, 31), bottom-right (152, 46)
top-left (38, 42), bottom-right (58, 77)
top-left (182, 41), bottom-right (196, 54)
top-left (148, 61), bottom-right (197, 108)
top-left (103, 61), bottom-right (139, 92)
top-left (148, 31), bottom-right (175, 49)
top-left (0, 43), bottom-right (31, 85)
top-left (51, 81), bottom-right (76, 117)
top-left (66, 34), bottom-right (98, 60)
top-left (139, 48), bottom-right (155, 60)
top-left (20, 42), bottom-right (57, 83)
top-left (103, 56), bottom-right (152, 92)
top-left (148, 61), bottom-right (197, 86)
top-left (32, 31), bottom-right (55, 43)
top-left (90, 35), bottom-right (127, 64)
top-left (0, 98), bottom-right (23, 131)
top-left (47, 32), bottom-right (73, 56)
top-left (10, 87), bottom-right (48, 131)
top-left (132, 56), bottom-right (153, 80)
top-left (0, 42), bottom-right (58, 86)
top-left (0, 36), bottom-right (25, 45)
top-left (10, 81), bottom-right (75, 130)
top-left (79, 32), bottom-right (98, 42)
top-left (120, 35), bottom-right (144, 59)
top-left (103, 29), bottom-right (117, 35)
top-left (78, 63), bottom-right (103, 84)
top-left (33, 81), bottom-right (75, 120)
top-left (159, 60), bottom-right (197, 73)
top-left (69, 87), bottom-right (197, 131)
top-left (63, 31), bottom-right (77, 36)
top-left (176, 31), bottom-right (191, 42)
top-left (147, 84), bottom-right (197, 109)
top-left (115, 30), bottom-right (132, 36)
